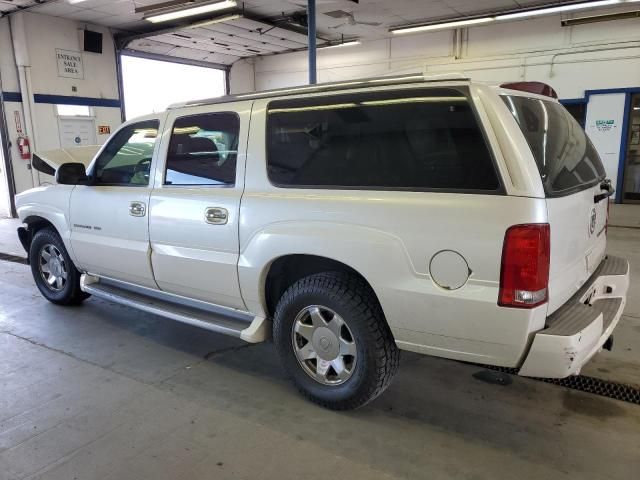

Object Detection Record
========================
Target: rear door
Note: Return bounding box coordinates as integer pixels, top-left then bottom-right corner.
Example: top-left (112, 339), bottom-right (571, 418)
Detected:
top-left (503, 95), bottom-right (609, 313)
top-left (148, 105), bottom-right (250, 310)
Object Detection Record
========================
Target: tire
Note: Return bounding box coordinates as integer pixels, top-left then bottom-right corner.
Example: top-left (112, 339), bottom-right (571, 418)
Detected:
top-left (29, 228), bottom-right (90, 305)
top-left (273, 272), bottom-right (399, 410)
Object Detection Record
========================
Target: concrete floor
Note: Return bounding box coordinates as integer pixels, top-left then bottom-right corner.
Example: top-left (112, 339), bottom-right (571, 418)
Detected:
top-left (0, 214), bottom-right (639, 479)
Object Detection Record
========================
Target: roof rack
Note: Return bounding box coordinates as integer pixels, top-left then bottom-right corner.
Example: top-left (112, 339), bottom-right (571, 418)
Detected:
top-left (168, 72), bottom-right (470, 110)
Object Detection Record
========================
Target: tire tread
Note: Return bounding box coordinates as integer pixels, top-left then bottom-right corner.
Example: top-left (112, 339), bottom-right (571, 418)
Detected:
top-left (274, 271), bottom-right (399, 410)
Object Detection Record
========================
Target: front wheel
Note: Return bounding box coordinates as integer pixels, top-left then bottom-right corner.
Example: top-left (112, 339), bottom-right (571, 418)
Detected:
top-left (273, 272), bottom-right (399, 410)
top-left (29, 228), bottom-right (89, 305)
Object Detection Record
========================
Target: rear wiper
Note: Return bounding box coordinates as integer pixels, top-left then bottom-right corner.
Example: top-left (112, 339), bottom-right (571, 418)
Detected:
top-left (594, 179), bottom-right (614, 203)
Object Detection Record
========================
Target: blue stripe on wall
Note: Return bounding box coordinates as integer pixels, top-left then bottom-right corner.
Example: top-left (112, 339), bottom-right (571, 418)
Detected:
top-left (1, 91), bottom-right (23, 102)
top-left (33, 94), bottom-right (121, 108)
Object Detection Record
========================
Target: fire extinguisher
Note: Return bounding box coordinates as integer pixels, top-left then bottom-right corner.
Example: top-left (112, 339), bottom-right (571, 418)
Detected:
top-left (17, 136), bottom-right (31, 160)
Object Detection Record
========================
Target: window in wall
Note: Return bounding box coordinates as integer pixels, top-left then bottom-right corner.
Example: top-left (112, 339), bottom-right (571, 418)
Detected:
top-left (92, 120), bottom-right (159, 186)
top-left (56, 104), bottom-right (92, 116)
top-left (266, 88), bottom-right (500, 191)
top-left (165, 113), bottom-right (239, 186)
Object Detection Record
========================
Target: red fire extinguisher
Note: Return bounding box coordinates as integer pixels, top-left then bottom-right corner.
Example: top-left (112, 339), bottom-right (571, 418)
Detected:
top-left (17, 136), bottom-right (31, 160)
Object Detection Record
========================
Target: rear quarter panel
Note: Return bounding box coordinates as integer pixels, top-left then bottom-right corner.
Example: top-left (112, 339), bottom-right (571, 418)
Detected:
top-left (239, 96), bottom-right (549, 367)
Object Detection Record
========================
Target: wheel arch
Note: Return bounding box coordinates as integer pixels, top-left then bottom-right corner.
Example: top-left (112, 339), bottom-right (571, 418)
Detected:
top-left (262, 254), bottom-right (386, 321)
top-left (18, 216), bottom-right (59, 258)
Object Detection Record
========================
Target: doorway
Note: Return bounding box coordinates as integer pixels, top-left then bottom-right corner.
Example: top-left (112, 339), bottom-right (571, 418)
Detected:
top-left (120, 55), bottom-right (226, 120)
top-left (621, 94), bottom-right (640, 203)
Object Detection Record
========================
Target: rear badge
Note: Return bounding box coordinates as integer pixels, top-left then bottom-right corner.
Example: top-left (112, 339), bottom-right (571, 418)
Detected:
top-left (589, 207), bottom-right (597, 236)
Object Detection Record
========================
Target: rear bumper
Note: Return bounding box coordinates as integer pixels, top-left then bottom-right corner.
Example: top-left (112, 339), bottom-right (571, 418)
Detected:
top-left (518, 255), bottom-right (629, 378)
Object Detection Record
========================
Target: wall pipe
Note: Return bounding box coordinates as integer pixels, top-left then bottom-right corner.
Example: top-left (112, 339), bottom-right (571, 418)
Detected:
top-left (307, 0), bottom-right (317, 84)
top-left (9, 13), bottom-right (39, 188)
top-left (0, 69), bottom-right (17, 217)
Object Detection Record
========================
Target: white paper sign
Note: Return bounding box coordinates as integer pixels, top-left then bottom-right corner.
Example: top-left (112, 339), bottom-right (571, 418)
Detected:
top-left (56, 49), bottom-right (84, 79)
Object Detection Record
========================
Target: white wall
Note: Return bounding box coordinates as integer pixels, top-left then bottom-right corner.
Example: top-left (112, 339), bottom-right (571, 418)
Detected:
top-left (230, 13), bottom-right (640, 97)
top-left (229, 10), bottom-right (640, 194)
top-left (0, 12), bottom-right (122, 198)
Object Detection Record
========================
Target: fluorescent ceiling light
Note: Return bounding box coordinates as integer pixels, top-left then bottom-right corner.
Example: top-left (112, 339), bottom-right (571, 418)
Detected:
top-left (495, 0), bottom-right (622, 20)
top-left (187, 13), bottom-right (242, 28)
top-left (146, 0), bottom-right (236, 23)
top-left (561, 9), bottom-right (640, 26)
top-left (320, 40), bottom-right (361, 49)
top-left (391, 17), bottom-right (494, 34)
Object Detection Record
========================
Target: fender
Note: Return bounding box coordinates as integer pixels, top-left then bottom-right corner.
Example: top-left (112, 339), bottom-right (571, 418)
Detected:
top-left (15, 185), bottom-right (78, 264)
top-left (238, 220), bottom-right (417, 325)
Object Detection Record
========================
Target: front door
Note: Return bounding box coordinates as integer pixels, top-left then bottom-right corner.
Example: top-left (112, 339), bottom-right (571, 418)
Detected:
top-left (69, 118), bottom-right (163, 288)
top-left (149, 107), bottom-right (249, 310)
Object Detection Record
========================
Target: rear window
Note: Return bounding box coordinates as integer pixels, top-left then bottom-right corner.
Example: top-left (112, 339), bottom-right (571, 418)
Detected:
top-left (266, 88), bottom-right (500, 192)
top-left (502, 95), bottom-right (606, 197)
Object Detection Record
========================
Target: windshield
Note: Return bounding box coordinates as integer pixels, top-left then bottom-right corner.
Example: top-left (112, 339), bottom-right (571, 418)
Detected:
top-left (502, 95), bottom-right (606, 197)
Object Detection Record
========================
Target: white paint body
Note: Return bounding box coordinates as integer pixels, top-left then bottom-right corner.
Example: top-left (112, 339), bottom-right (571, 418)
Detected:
top-left (15, 78), bottom-right (629, 377)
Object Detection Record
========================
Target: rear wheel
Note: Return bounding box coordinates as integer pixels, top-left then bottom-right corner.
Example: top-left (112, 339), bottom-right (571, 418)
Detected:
top-left (29, 228), bottom-right (89, 305)
top-left (273, 272), bottom-right (399, 410)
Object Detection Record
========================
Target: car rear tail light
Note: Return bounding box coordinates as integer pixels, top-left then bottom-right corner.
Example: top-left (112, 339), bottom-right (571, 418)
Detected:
top-left (498, 224), bottom-right (550, 308)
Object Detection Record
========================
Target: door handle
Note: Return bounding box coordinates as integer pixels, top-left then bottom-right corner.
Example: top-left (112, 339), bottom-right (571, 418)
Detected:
top-left (129, 201), bottom-right (146, 217)
top-left (205, 207), bottom-right (228, 225)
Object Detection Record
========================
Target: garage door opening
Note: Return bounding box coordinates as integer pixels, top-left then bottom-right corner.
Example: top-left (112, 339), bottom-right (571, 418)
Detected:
top-left (121, 55), bottom-right (226, 120)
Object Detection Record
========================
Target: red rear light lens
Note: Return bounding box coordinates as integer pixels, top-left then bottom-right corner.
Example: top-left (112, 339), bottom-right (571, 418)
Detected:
top-left (500, 81), bottom-right (558, 99)
top-left (498, 224), bottom-right (550, 308)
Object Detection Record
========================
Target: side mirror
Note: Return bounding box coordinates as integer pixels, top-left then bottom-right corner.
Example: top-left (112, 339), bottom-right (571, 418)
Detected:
top-left (56, 163), bottom-right (88, 185)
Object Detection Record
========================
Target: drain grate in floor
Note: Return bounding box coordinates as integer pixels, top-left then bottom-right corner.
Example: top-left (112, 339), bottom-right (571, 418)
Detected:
top-left (0, 252), bottom-right (28, 264)
top-left (481, 365), bottom-right (640, 405)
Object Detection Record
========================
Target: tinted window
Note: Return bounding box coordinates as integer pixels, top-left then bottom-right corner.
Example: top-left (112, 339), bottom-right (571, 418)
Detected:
top-left (165, 113), bottom-right (239, 186)
top-left (266, 89), bottom-right (499, 191)
top-left (93, 120), bottom-right (159, 186)
top-left (503, 96), bottom-right (606, 197)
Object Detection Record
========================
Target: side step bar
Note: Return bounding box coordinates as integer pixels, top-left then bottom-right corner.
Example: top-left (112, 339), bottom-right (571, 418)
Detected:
top-left (80, 274), bottom-right (270, 343)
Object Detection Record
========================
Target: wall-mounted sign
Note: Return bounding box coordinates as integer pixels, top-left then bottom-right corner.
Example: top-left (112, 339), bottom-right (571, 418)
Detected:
top-left (595, 119), bottom-right (615, 132)
top-left (98, 125), bottom-right (111, 135)
top-left (56, 49), bottom-right (84, 79)
top-left (14, 111), bottom-right (23, 134)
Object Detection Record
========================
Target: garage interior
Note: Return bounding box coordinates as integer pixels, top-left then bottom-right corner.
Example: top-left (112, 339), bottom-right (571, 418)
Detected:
top-left (0, 0), bottom-right (640, 479)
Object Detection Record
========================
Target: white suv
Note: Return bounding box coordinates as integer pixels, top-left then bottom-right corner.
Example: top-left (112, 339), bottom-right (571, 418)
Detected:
top-left (16, 74), bottom-right (629, 409)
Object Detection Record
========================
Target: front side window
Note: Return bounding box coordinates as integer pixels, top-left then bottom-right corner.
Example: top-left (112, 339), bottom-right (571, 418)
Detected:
top-left (92, 120), bottom-right (159, 186)
top-left (266, 88), bottom-right (500, 191)
top-left (165, 112), bottom-right (239, 186)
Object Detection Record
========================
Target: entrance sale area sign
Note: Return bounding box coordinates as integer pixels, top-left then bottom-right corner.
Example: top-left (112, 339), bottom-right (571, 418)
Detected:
top-left (56, 49), bottom-right (84, 79)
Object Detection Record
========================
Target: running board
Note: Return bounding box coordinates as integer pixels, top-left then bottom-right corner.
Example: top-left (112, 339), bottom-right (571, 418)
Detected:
top-left (80, 274), bottom-right (270, 343)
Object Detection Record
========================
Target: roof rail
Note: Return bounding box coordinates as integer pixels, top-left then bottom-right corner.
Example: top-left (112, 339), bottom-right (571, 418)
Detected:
top-left (168, 72), bottom-right (470, 109)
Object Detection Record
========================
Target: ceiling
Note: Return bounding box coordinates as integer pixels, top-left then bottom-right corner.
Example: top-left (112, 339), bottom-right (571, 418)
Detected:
top-left (0, 0), bottom-right (622, 67)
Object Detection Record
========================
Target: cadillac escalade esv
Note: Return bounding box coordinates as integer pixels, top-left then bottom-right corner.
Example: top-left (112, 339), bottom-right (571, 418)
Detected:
top-left (16, 74), bottom-right (629, 409)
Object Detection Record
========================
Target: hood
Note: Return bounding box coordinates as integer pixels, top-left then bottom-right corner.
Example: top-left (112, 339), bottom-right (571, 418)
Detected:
top-left (32, 145), bottom-right (101, 177)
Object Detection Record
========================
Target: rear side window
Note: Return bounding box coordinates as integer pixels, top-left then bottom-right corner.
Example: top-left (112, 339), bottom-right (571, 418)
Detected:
top-left (502, 95), bottom-right (606, 197)
top-left (165, 112), bottom-right (239, 186)
top-left (266, 88), bottom-right (500, 192)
